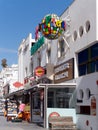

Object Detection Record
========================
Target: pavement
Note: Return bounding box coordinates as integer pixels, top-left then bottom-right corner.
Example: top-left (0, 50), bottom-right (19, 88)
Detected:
top-left (0, 116), bottom-right (48, 130)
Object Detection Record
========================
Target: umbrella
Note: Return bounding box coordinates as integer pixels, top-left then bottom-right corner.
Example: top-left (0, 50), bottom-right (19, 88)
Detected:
top-left (13, 81), bottom-right (23, 88)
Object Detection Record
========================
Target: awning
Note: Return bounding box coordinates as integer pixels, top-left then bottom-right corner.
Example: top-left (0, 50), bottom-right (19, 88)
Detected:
top-left (4, 89), bottom-right (24, 99)
top-left (24, 82), bottom-right (77, 92)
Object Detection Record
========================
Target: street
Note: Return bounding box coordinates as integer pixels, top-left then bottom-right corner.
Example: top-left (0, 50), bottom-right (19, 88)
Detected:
top-left (0, 116), bottom-right (48, 130)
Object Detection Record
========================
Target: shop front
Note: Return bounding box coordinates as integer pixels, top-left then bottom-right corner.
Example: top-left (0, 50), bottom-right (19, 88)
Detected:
top-left (26, 83), bottom-right (76, 128)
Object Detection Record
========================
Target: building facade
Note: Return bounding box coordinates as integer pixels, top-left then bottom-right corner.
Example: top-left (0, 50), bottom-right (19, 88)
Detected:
top-left (18, 33), bottom-right (35, 84)
top-left (63, 0), bottom-right (98, 130)
top-left (18, 0), bottom-right (98, 130)
top-left (30, 0), bottom-right (98, 130)
top-left (0, 64), bottom-right (19, 95)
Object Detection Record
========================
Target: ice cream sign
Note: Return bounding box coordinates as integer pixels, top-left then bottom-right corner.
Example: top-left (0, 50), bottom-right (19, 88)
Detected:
top-left (35, 66), bottom-right (45, 77)
top-left (37, 14), bottom-right (66, 40)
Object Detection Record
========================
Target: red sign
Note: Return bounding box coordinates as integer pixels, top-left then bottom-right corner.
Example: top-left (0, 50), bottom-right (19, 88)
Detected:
top-left (13, 81), bottom-right (23, 88)
top-left (49, 112), bottom-right (60, 117)
top-left (35, 66), bottom-right (45, 77)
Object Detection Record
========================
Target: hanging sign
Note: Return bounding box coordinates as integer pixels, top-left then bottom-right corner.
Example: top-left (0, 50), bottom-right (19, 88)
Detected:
top-left (38, 14), bottom-right (66, 40)
top-left (35, 66), bottom-right (45, 77)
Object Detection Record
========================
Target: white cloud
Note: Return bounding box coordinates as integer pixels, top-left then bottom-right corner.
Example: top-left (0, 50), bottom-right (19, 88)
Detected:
top-left (0, 48), bottom-right (17, 53)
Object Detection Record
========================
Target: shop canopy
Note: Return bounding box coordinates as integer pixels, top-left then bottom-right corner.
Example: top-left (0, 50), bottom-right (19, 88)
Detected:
top-left (24, 83), bottom-right (76, 92)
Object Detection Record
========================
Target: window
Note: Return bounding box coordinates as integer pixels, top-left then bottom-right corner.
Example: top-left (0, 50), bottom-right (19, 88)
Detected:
top-left (58, 39), bottom-right (65, 57)
top-left (76, 105), bottom-right (90, 115)
top-left (79, 89), bottom-right (84, 100)
top-left (33, 92), bottom-right (40, 109)
top-left (78, 43), bottom-right (98, 76)
top-left (80, 106), bottom-right (90, 115)
top-left (48, 91), bottom-right (54, 107)
top-left (47, 88), bottom-right (75, 108)
top-left (37, 51), bottom-right (41, 66)
top-left (85, 21), bottom-right (90, 33)
top-left (79, 26), bottom-right (84, 37)
top-left (31, 42), bottom-right (35, 47)
top-left (73, 30), bottom-right (77, 41)
top-left (85, 88), bottom-right (91, 99)
top-left (46, 48), bottom-right (51, 63)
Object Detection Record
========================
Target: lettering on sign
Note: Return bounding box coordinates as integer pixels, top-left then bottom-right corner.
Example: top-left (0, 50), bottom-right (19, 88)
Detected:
top-left (54, 58), bottom-right (74, 83)
top-left (55, 71), bottom-right (68, 80)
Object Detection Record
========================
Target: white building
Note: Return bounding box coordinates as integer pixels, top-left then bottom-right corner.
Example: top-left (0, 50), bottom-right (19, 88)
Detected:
top-left (17, 0), bottom-right (98, 129)
top-left (0, 64), bottom-right (18, 95)
top-left (41, 0), bottom-right (97, 130)
top-left (62, 0), bottom-right (97, 130)
top-left (18, 33), bottom-right (35, 84)
top-left (30, 0), bottom-right (98, 130)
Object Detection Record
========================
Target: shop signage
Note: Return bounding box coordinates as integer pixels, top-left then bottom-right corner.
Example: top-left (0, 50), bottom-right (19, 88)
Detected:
top-left (49, 112), bottom-right (60, 117)
top-left (35, 66), bottom-right (45, 77)
top-left (54, 58), bottom-right (74, 83)
top-left (31, 36), bottom-right (44, 55)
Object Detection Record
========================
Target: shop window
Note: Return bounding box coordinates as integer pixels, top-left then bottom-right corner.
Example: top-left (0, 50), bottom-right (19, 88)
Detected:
top-left (85, 21), bottom-right (90, 33)
top-left (33, 92), bottom-right (40, 109)
top-left (48, 91), bottom-right (54, 107)
top-left (47, 88), bottom-right (75, 108)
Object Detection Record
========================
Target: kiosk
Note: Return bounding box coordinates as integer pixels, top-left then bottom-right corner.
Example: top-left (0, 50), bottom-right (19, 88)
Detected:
top-left (28, 83), bottom-right (76, 128)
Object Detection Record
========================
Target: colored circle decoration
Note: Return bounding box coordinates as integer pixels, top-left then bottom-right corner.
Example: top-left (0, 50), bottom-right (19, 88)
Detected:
top-left (38, 14), bottom-right (66, 40)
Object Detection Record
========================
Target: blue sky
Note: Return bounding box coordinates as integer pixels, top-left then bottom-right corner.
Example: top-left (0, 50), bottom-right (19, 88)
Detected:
top-left (0, 0), bottom-right (74, 70)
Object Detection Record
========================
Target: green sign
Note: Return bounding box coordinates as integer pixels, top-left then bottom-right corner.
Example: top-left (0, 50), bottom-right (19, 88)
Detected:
top-left (31, 36), bottom-right (44, 55)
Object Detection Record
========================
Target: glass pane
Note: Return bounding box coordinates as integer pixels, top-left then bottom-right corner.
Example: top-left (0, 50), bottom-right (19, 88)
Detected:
top-left (47, 88), bottom-right (75, 108)
top-left (91, 43), bottom-right (98, 59)
top-left (96, 60), bottom-right (98, 71)
top-left (87, 61), bottom-right (95, 74)
top-left (48, 91), bottom-right (54, 107)
top-left (78, 49), bottom-right (88, 64)
top-left (79, 64), bottom-right (86, 76)
top-left (33, 93), bottom-right (40, 109)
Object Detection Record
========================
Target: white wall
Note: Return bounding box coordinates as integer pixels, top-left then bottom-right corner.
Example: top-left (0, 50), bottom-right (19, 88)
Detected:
top-left (18, 33), bottom-right (34, 83)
